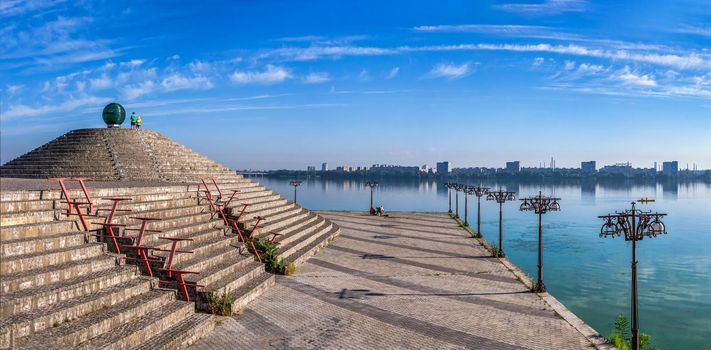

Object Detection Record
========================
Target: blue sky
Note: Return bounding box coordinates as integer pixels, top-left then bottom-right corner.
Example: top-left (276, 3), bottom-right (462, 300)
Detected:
top-left (1, 0), bottom-right (710, 170)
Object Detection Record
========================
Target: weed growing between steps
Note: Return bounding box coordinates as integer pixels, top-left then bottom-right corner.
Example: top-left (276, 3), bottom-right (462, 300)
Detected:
top-left (607, 314), bottom-right (660, 350)
top-left (248, 238), bottom-right (294, 275)
top-left (206, 290), bottom-right (232, 316)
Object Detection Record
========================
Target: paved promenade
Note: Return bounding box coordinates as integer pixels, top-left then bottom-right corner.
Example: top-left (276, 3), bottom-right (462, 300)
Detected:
top-left (191, 211), bottom-right (602, 350)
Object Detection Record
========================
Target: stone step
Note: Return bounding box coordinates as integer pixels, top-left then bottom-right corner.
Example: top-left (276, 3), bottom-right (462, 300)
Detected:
top-left (0, 199), bottom-right (54, 213)
top-left (194, 260), bottom-right (265, 312)
top-left (171, 243), bottom-right (237, 276)
top-left (278, 221), bottom-right (333, 260)
top-left (1, 277), bottom-right (152, 342)
top-left (253, 207), bottom-right (306, 232)
top-left (0, 191), bottom-right (42, 202)
top-left (188, 255), bottom-right (256, 294)
top-left (272, 216), bottom-right (326, 248)
top-left (153, 235), bottom-right (232, 266)
top-left (0, 209), bottom-right (57, 227)
top-left (1, 242), bottom-right (105, 275)
top-left (1, 255), bottom-right (117, 295)
top-left (241, 200), bottom-right (292, 218)
top-left (111, 205), bottom-right (211, 225)
top-left (1, 221), bottom-right (78, 241)
top-left (1, 231), bottom-right (86, 258)
top-left (135, 313), bottom-right (214, 350)
top-left (282, 225), bottom-right (341, 267)
top-left (17, 289), bottom-right (185, 350)
top-left (227, 271), bottom-right (276, 314)
top-left (136, 219), bottom-right (223, 246)
top-left (270, 213), bottom-right (320, 239)
top-left (89, 197), bottom-right (198, 216)
top-left (0, 266), bottom-right (136, 318)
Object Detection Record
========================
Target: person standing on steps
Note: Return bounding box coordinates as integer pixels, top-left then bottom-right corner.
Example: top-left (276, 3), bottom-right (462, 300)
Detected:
top-left (130, 112), bottom-right (137, 129)
top-left (136, 115), bottom-right (142, 129)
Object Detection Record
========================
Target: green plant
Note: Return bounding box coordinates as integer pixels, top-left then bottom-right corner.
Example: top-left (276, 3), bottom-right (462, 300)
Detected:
top-left (284, 262), bottom-right (296, 276)
top-left (248, 237), bottom-right (290, 274)
top-left (206, 290), bottom-right (232, 316)
top-left (489, 242), bottom-right (500, 258)
top-left (606, 314), bottom-right (660, 350)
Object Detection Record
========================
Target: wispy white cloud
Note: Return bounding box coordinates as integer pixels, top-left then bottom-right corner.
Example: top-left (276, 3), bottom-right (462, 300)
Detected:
top-left (120, 59), bottom-right (145, 67)
top-left (258, 46), bottom-right (396, 61)
top-left (386, 67), bottom-right (400, 79)
top-left (90, 74), bottom-right (112, 90)
top-left (357, 69), bottom-right (370, 81)
top-left (230, 64), bottom-right (291, 84)
top-left (532, 57), bottom-right (545, 67)
top-left (161, 74), bottom-right (214, 91)
top-left (613, 66), bottom-right (657, 87)
top-left (428, 62), bottom-right (470, 79)
top-left (495, 0), bottom-right (587, 15)
top-left (675, 25), bottom-right (711, 38)
top-left (303, 72), bottom-right (330, 84)
top-left (0, 0), bottom-right (66, 18)
top-left (122, 81), bottom-right (156, 100)
top-left (4, 84), bottom-right (23, 97)
top-left (2, 95), bottom-right (110, 120)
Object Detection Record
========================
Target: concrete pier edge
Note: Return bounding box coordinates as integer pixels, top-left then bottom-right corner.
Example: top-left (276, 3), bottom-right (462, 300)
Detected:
top-left (445, 212), bottom-right (616, 350)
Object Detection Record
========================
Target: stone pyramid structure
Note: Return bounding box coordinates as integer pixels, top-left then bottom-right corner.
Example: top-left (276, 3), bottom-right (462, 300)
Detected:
top-left (0, 128), bottom-right (340, 349)
top-left (0, 128), bottom-right (235, 181)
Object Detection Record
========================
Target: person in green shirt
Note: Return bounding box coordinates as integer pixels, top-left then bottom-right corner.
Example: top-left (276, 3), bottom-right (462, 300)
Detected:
top-left (130, 112), bottom-right (137, 129)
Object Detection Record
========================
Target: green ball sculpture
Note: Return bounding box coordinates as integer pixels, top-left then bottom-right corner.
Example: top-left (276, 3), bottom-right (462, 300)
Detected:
top-left (102, 103), bottom-right (126, 128)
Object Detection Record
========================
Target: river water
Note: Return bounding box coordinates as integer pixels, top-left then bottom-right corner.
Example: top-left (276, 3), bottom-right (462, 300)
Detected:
top-left (252, 176), bottom-right (711, 350)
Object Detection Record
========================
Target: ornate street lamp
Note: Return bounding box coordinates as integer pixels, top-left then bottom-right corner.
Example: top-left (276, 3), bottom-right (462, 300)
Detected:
top-left (598, 199), bottom-right (667, 350)
top-left (486, 188), bottom-right (516, 257)
top-left (468, 185), bottom-right (490, 236)
top-left (365, 181), bottom-right (378, 210)
top-left (519, 191), bottom-right (561, 292)
top-left (289, 180), bottom-right (302, 204)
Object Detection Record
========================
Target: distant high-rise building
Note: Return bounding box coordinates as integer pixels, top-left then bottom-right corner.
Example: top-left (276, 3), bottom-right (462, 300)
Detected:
top-left (581, 161), bottom-right (596, 173)
top-left (505, 161), bottom-right (520, 173)
top-left (436, 161), bottom-right (452, 174)
top-left (662, 161), bottom-right (679, 176)
top-left (307, 166), bottom-right (316, 172)
top-left (321, 162), bottom-right (328, 171)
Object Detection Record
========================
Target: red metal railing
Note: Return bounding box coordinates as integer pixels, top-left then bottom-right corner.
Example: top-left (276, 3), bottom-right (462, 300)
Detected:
top-left (49, 177), bottom-right (95, 216)
top-left (155, 236), bottom-right (202, 301)
top-left (92, 197), bottom-right (132, 254)
top-left (122, 217), bottom-right (162, 277)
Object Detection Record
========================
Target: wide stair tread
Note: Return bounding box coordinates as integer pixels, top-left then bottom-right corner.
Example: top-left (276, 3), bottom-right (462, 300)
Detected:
top-left (1, 255), bottom-right (117, 294)
top-left (1, 277), bottom-right (151, 339)
top-left (136, 313), bottom-right (214, 350)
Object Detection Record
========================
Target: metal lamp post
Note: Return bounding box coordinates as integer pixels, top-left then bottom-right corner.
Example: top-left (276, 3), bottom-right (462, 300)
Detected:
top-left (469, 186), bottom-right (490, 236)
top-left (598, 199), bottom-right (667, 350)
top-left (519, 191), bottom-right (561, 292)
top-left (366, 181), bottom-right (378, 210)
top-left (445, 183), bottom-right (454, 214)
top-left (454, 184), bottom-right (462, 218)
top-left (289, 180), bottom-right (302, 204)
top-left (486, 188), bottom-right (516, 257)
top-left (463, 185), bottom-right (470, 226)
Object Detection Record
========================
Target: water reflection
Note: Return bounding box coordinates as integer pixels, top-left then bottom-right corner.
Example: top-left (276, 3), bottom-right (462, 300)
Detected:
top-left (251, 176), bottom-right (711, 350)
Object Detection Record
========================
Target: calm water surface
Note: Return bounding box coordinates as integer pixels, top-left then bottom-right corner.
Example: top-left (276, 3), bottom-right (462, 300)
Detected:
top-left (254, 177), bottom-right (711, 350)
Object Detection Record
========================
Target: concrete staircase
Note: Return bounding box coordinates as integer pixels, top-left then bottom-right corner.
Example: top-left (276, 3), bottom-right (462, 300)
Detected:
top-left (0, 190), bottom-right (214, 350)
top-left (0, 127), bottom-right (341, 348)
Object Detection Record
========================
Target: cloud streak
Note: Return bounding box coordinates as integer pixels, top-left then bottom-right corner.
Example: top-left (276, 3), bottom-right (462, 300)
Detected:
top-left (230, 64), bottom-right (291, 84)
top-left (495, 0), bottom-right (587, 15)
top-left (428, 62), bottom-right (470, 79)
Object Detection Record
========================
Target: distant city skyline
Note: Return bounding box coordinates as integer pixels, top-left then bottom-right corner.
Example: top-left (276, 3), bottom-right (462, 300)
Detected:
top-left (279, 159), bottom-right (708, 172)
top-left (2, 1), bottom-right (710, 168)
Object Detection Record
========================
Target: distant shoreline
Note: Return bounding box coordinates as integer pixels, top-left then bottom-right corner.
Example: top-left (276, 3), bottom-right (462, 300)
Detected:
top-left (241, 169), bottom-right (711, 182)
